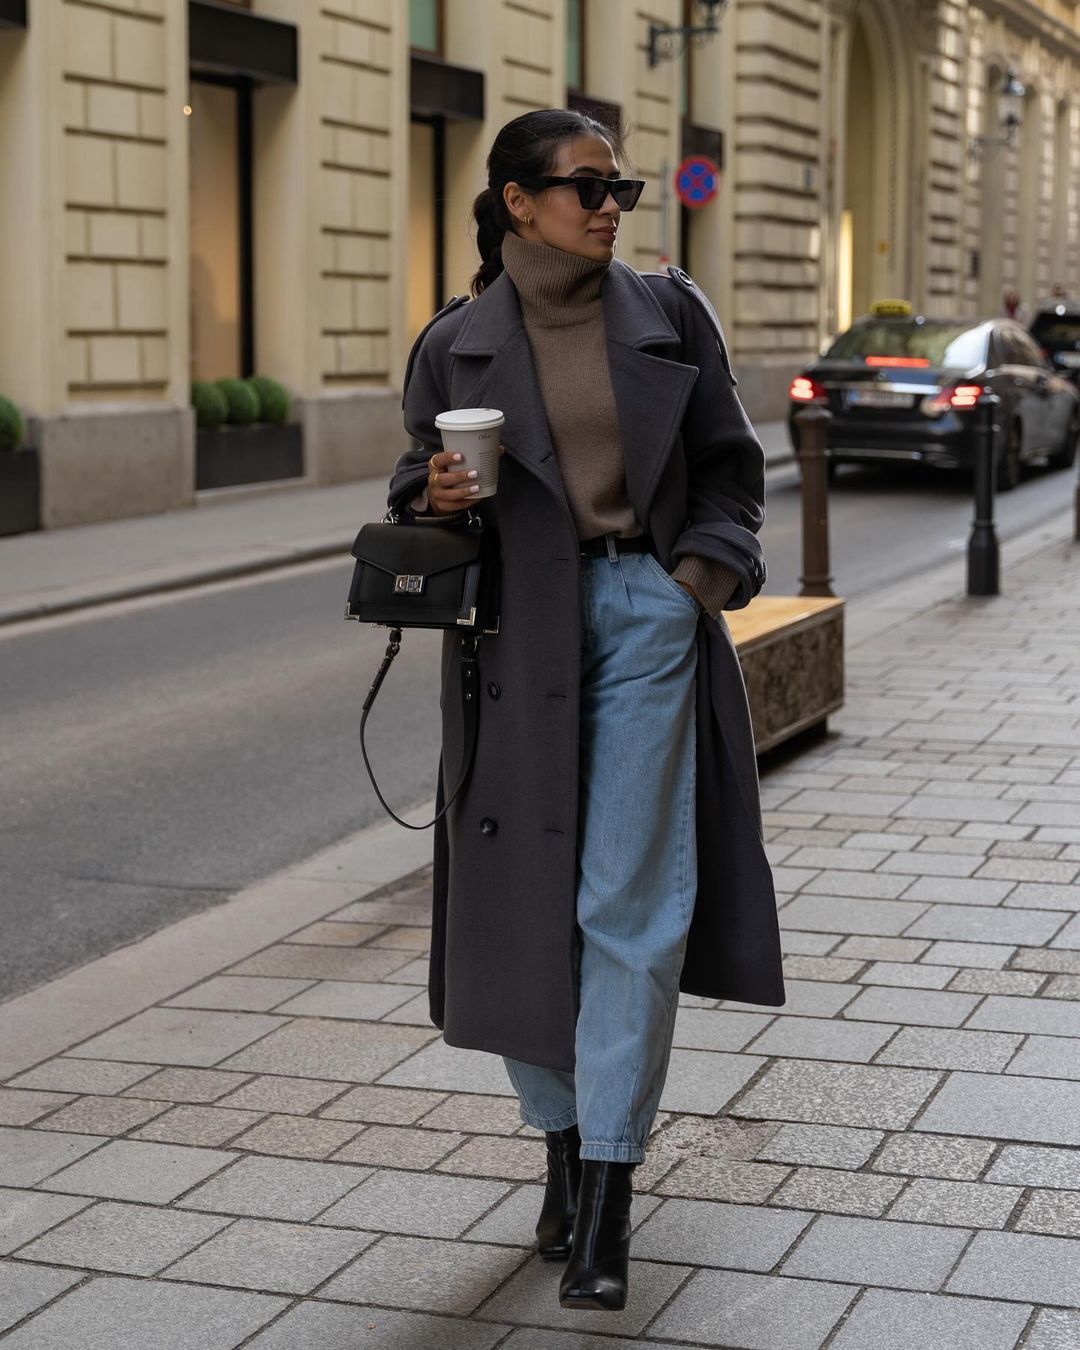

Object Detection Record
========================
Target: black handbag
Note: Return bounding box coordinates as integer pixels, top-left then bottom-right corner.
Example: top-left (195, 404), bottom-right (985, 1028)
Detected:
top-left (345, 511), bottom-right (500, 830)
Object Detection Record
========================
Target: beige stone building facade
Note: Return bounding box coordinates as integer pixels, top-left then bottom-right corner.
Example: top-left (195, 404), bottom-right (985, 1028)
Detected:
top-left (1, 0), bottom-right (1079, 528)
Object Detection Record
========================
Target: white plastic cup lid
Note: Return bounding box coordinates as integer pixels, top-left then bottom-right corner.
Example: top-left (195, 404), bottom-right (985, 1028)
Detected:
top-left (435, 408), bottom-right (505, 431)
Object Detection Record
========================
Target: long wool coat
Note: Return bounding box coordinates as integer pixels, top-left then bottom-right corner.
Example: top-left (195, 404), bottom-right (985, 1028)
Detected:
top-left (389, 258), bottom-right (785, 1072)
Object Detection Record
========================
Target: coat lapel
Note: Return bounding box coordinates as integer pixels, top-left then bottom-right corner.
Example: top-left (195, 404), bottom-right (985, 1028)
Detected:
top-left (602, 262), bottom-right (698, 524)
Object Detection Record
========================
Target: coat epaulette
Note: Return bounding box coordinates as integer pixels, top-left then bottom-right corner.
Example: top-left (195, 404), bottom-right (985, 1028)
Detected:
top-left (661, 265), bottom-right (737, 387)
top-left (403, 294), bottom-right (470, 399)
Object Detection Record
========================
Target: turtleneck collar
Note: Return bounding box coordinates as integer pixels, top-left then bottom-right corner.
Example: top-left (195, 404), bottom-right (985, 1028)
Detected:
top-left (501, 231), bottom-right (609, 328)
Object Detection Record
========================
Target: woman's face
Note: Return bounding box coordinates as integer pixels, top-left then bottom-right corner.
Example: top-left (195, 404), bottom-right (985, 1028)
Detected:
top-left (505, 134), bottom-right (622, 262)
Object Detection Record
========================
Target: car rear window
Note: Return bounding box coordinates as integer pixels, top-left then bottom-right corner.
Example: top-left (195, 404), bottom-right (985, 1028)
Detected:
top-left (1030, 316), bottom-right (1080, 345)
top-left (824, 321), bottom-right (988, 369)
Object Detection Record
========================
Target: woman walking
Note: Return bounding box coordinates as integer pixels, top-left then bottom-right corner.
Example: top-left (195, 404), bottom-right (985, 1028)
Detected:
top-left (389, 109), bottom-right (783, 1311)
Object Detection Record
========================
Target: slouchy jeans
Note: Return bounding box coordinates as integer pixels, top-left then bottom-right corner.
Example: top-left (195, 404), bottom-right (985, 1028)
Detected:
top-left (503, 546), bottom-right (700, 1164)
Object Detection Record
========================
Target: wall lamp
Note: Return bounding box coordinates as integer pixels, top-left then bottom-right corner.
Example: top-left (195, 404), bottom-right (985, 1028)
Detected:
top-left (970, 67), bottom-right (1025, 159)
top-left (647, 0), bottom-right (729, 68)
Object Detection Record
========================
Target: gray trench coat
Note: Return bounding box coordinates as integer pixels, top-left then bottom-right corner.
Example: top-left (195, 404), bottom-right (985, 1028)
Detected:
top-left (389, 258), bottom-right (785, 1072)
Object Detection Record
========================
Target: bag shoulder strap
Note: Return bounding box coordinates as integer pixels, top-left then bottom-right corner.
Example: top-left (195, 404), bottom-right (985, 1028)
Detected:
top-left (359, 630), bottom-right (479, 830)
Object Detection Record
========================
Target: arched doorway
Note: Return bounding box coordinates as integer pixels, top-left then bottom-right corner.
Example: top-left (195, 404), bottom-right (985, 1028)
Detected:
top-left (838, 1), bottom-right (912, 329)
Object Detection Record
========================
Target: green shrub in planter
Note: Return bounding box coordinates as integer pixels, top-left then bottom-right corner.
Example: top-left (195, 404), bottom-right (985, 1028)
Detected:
top-left (191, 379), bottom-right (228, 430)
top-left (215, 377), bottom-right (259, 426)
top-left (0, 395), bottom-right (24, 452)
top-left (247, 375), bottom-right (290, 426)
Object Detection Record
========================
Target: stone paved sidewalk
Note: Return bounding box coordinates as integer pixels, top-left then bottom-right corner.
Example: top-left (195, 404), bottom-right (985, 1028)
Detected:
top-left (2, 521), bottom-right (1080, 1348)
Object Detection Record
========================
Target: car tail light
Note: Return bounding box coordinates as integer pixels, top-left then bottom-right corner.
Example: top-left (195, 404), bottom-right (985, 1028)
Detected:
top-left (921, 383), bottom-right (984, 416)
top-left (790, 375), bottom-right (826, 403)
top-left (865, 356), bottom-right (931, 368)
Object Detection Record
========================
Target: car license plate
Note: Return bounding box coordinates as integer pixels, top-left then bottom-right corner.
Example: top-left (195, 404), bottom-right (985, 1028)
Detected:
top-left (1057, 352), bottom-right (1080, 368)
top-left (847, 388), bottom-right (914, 408)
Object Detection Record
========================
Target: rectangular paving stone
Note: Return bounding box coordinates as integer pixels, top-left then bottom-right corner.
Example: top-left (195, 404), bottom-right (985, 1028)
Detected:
top-left (164, 976), bottom-right (313, 1012)
top-left (754, 1123), bottom-right (882, 1169)
top-left (782, 1214), bottom-right (969, 1291)
top-left (132, 1103), bottom-right (264, 1147)
top-left (880, 852), bottom-right (982, 878)
top-left (17, 1200), bottom-right (228, 1275)
top-left (123, 1067), bottom-right (252, 1104)
top-left (162, 1217), bottom-right (374, 1294)
top-left (43, 1139), bottom-right (236, 1203)
top-left (9, 1059), bottom-right (156, 1095)
top-left (876, 1027), bottom-right (1021, 1073)
top-left (33, 1094), bottom-right (170, 1137)
top-left (246, 1302), bottom-right (509, 1349)
top-left (269, 980), bottom-right (419, 1020)
top-left (655, 1157), bottom-right (790, 1204)
top-left (335, 1124), bottom-right (464, 1171)
top-left (67, 1008), bottom-right (286, 1068)
top-left (377, 1038), bottom-right (516, 1097)
top-left (0, 1090), bottom-right (74, 1126)
top-left (1006, 1035), bottom-right (1080, 1081)
top-left (216, 1075), bottom-right (347, 1115)
top-left (835, 936), bottom-right (930, 962)
top-left (634, 1198), bottom-right (810, 1270)
top-left (784, 846), bottom-right (890, 871)
top-left (1025, 1309), bottom-right (1080, 1350)
top-left (922, 941), bottom-right (1016, 969)
top-left (1014, 947), bottom-right (1080, 974)
top-left (316, 1169), bottom-right (509, 1237)
top-left (178, 1155), bottom-right (371, 1221)
top-left (916, 1072), bottom-right (1080, 1146)
top-left (733, 1060), bottom-right (939, 1130)
top-left (779, 930), bottom-right (842, 955)
top-left (434, 1136), bottom-right (544, 1180)
top-left (947, 1230), bottom-right (1080, 1304)
top-left (970, 994), bottom-right (1080, 1036)
top-left (0, 1276), bottom-right (287, 1349)
top-left (287, 920), bottom-right (387, 946)
top-left (1016, 1188), bottom-right (1080, 1237)
top-left (672, 1006), bottom-right (772, 1051)
top-left (478, 1252), bottom-right (691, 1337)
top-left (894, 796), bottom-right (1020, 823)
top-left (320, 1233), bottom-right (527, 1314)
top-left (949, 968), bottom-right (1045, 995)
top-left (226, 1111), bottom-right (362, 1159)
top-left (746, 1015), bottom-right (896, 1063)
top-left (414, 1093), bottom-right (522, 1135)
top-left (319, 1084), bottom-right (448, 1125)
top-left (987, 1145), bottom-right (1080, 1190)
top-left (829, 1288), bottom-right (1031, 1350)
top-left (724, 978), bottom-right (859, 1018)
top-left (221, 1018), bottom-right (435, 1083)
top-left (905, 904), bottom-right (1067, 946)
top-left (657, 1049), bottom-right (765, 1114)
top-left (227, 944), bottom-right (413, 982)
top-left (901, 876), bottom-right (1015, 906)
top-left (0, 1262), bottom-right (84, 1336)
top-left (802, 870), bottom-right (924, 899)
top-left (778, 894), bottom-right (927, 936)
top-left (887, 1178), bottom-right (1021, 1229)
top-left (650, 1268), bottom-right (855, 1350)
top-left (844, 986), bottom-right (980, 1028)
top-left (782, 955), bottom-right (866, 982)
top-left (781, 789), bottom-right (912, 816)
top-left (858, 961), bottom-right (956, 989)
top-left (0, 1188), bottom-right (92, 1256)
top-left (770, 1166), bottom-right (903, 1217)
top-left (0, 1127), bottom-right (104, 1187)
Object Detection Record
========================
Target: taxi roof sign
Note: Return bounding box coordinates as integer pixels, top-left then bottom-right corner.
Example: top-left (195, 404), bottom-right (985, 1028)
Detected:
top-left (869, 299), bottom-right (913, 317)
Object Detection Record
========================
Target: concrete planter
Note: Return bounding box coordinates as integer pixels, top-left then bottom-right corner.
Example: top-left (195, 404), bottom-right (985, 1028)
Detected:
top-left (0, 448), bottom-right (41, 536)
top-left (196, 422), bottom-right (303, 491)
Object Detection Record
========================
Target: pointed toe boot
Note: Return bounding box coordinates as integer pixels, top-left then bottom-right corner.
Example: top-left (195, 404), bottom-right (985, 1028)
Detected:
top-left (536, 1124), bottom-right (582, 1260)
top-left (558, 1160), bottom-right (633, 1310)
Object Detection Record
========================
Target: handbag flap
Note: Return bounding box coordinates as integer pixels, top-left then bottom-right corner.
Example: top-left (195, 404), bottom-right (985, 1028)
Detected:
top-left (351, 522), bottom-right (482, 579)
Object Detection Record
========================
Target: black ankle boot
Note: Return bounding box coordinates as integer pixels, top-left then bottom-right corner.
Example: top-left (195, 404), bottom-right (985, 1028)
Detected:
top-left (558, 1160), bottom-right (633, 1310)
top-left (536, 1124), bottom-right (582, 1259)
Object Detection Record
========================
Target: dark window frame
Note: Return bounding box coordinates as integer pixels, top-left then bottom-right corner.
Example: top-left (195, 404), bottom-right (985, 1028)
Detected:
top-left (410, 112), bottom-right (447, 315)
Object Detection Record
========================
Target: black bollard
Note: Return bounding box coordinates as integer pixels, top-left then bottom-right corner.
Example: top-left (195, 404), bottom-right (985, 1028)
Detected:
top-left (794, 405), bottom-right (836, 599)
top-left (967, 392), bottom-right (1000, 596)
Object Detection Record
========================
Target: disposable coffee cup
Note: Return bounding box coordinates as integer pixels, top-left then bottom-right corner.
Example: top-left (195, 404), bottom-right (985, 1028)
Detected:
top-left (434, 408), bottom-right (505, 499)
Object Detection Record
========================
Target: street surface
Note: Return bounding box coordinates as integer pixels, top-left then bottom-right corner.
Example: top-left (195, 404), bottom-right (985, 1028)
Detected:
top-left (0, 457), bottom-right (1074, 1001)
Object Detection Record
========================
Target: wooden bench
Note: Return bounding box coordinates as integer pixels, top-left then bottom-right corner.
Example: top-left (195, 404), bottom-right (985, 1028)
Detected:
top-left (727, 595), bottom-right (845, 755)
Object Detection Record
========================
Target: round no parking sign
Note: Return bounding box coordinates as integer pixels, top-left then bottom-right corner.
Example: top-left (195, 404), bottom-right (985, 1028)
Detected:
top-left (675, 155), bottom-right (720, 209)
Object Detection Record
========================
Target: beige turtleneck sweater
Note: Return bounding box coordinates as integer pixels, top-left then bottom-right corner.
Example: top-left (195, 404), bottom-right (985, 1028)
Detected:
top-left (501, 231), bottom-right (738, 618)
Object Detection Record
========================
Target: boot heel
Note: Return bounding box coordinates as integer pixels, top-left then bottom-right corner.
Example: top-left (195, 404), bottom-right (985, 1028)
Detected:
top-left (536, 1124), bottom-right (582, 1261)
top-left (558, 1160), bottom-right (633, 1310)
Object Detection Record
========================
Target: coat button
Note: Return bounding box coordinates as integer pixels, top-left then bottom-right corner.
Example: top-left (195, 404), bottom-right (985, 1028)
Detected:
top-left (487, 681), bottom-right (501, 700)
top-left (480, 817), bottom-right (498, 836)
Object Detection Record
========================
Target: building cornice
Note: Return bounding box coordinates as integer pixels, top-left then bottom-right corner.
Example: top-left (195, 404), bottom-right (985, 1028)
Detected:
top-left (969, 0), bottom-right (1080, 62)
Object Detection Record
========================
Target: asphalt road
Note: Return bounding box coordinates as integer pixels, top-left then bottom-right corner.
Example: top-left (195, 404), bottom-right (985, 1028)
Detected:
top-left (1, 455), bottom-right (1075, 1001)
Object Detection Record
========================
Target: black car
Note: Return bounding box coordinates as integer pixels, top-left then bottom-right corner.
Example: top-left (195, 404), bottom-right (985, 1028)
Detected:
top-left (788, 304), bottom-right (1079, 489)
top-left (1030, 300), bottom-right (1080, 386)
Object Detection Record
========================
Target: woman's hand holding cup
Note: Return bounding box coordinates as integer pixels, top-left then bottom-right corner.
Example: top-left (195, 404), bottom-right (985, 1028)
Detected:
top-left (427, 450), bottom-right (481, 514)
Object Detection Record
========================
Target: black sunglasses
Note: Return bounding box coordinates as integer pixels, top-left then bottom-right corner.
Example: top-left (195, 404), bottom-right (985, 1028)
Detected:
top-left (517, 176), bottom-right (646, 212)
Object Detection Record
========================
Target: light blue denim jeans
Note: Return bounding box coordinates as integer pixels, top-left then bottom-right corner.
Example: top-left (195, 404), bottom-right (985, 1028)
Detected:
top-left (503, 546), bottom-right (699, 1163)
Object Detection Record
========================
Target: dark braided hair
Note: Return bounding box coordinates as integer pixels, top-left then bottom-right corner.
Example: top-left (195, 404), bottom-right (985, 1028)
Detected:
top-left (470, 108), bottom-right (624, 296)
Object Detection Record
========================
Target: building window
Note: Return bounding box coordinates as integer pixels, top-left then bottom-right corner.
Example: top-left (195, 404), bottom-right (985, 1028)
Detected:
top-left (189, 76), bottom-right (254, 380)
top-left (410, 0), bottom-right (442, 55)
top-left (566, 0), bottom-right (584, 91)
